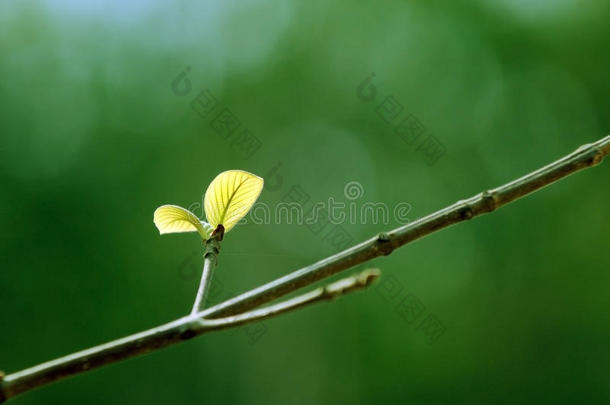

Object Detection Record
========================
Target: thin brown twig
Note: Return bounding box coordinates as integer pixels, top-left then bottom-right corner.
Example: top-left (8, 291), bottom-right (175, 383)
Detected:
top-left (1, 135), bottom-right (609, 403)
top-left (0, 269), bottom-right (381, 402)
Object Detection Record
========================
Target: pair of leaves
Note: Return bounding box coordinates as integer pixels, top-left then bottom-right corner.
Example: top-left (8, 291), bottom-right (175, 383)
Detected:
top-left (154, 170), bottom-right (264, 240)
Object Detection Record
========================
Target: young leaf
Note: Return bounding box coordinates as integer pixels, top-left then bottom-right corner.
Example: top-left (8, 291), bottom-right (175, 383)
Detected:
top-left (153, 205), bottom-right (213, 240)
top-left (204, 170), bottom-right (264, 233)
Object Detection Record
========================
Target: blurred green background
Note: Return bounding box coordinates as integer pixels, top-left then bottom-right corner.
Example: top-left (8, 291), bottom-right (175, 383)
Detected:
top-left (2, 0), bottom-right (610, 403)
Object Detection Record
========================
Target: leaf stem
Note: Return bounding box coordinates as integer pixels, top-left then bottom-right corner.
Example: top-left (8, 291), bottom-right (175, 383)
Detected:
top-left (190, 234), bottom-right (221, 314)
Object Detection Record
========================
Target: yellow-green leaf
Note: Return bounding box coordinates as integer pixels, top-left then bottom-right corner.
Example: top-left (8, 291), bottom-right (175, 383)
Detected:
top-left (204, 170), bottom-right (264, 233)
top-left (153, 205), bottom-right (212, 239)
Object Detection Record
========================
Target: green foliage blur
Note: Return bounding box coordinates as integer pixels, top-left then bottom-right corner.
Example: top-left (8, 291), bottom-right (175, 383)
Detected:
top-left (1, 0), bottom-right (610, 403)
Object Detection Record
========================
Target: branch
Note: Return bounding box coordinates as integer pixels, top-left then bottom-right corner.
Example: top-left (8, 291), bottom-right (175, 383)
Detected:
top-left (1, 135), bottom-right (609, 402)
top-left (195, 135), bottom-right (610, 319)
top-left (0, 269), bottom-right (380, 402)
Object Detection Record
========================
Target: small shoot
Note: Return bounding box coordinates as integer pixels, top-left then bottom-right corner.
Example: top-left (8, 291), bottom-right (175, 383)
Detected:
top-left (154, 170), bottom-right (264, 241)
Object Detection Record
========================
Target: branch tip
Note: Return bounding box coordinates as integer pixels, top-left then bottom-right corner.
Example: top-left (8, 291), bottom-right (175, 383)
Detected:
top-left (578, 134), bottom-right (610, 165)
top-left (324, 268), bottom-right (381, 298)
top-left (211, 224), bottom-right (225, 241)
